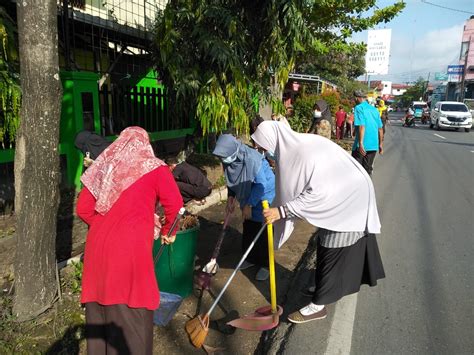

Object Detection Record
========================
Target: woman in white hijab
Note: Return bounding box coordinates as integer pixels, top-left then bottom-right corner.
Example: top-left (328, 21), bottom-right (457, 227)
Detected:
top-left (251, 121), bottom-right (385, 324)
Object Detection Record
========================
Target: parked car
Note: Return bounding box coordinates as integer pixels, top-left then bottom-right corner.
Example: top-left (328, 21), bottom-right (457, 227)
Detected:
top-left (430, 101), bottom-right (472, 132)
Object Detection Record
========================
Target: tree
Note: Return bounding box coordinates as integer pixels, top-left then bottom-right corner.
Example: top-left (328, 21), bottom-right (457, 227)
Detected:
top-left (13, 0), bottom-right (62, 321)
top-left (296, 1), bottom-right (405, 100)
top-left (153, 0), bottom-right (311, 135)
top-left (296, 42), bottom-right (367, 85)
top-left (395, 77), bottom-right (426, 107)
top-left (153, 0), bottom-right (405, 135)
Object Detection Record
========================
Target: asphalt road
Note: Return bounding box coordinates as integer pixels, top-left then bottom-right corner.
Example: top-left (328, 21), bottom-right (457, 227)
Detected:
top-left (351, 113), bottom-right (474, 354)
top-left (278, 112), bottom-right (474, 355)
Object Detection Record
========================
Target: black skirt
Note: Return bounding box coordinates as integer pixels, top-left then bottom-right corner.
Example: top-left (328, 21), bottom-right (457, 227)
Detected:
top-left (312, 234), bottom-right (385, 305)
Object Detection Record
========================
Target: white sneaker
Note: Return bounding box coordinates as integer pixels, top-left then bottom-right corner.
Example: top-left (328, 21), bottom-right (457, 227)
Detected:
top-left (255, 267), bottom-right (269, 281)
top-left (239, 260), bottom-right (255, 270)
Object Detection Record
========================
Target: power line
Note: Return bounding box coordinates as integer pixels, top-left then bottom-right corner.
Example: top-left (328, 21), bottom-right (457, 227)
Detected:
top-left (420, 0), bottom-right (473, 15)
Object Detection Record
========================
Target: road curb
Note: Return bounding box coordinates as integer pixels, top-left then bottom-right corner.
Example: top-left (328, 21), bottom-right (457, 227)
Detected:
top-left (256, 232), bottom-right (319, 354)
top-left (185, 186), bottom-right (228, 214)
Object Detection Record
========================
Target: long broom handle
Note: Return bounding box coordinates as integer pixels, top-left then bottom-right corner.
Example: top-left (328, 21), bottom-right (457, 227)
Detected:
top-left (206, 223), bottom-right (267, 317)
top-left (210, 209), bottom-right (232, 260)
top-left (154, 207), bottom-right (186, 264)
top-left (262, 200), bottom-right (277, 314)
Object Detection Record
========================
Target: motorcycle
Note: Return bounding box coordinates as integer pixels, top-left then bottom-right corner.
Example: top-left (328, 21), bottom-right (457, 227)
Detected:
top-left (403, 113), bottom-right (416, 127)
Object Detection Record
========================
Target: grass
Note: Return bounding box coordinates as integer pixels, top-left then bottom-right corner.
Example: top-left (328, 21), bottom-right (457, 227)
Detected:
top-left (214, 175), bottom-right (227, 189)
top-left (0, 266), bottom-right (86, 354)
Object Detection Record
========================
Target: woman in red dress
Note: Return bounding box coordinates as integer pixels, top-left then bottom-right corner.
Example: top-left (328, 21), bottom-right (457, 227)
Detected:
top-left (76, 126), bottom-right (183, 354)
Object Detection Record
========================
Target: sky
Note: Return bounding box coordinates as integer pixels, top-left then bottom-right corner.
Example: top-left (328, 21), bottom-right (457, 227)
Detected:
top-left (351, 0), bottom-right (474, 84)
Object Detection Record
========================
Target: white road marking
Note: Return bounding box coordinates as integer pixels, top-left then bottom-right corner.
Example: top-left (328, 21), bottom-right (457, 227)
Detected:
top-left (433, 133), bottom-right (446, 140)
top-left (471, 151), bottom-right (474, 153)
top-left (325, 293), bottom-right (358, 355)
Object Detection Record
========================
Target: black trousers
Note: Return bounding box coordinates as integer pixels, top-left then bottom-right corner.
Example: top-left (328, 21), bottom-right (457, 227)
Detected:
top-left (85, 302), bottom-right (153, 355)
top-left (352, 150), bottom-right (377, 175)
top-left (242, 220), bottom-right (269, 268)
top-left (177, 181), bottom-right (212, 203)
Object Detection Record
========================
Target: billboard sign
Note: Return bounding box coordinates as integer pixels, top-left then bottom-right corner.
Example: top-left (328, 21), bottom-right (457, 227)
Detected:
top-left (365, 29), bottom-right (392, 75)
top-left (447, 65), bottom-right (464, 74)
top-left (448, 74), bottom-right (462, 82)
top-left (434, 72), bottom-right (448, 81)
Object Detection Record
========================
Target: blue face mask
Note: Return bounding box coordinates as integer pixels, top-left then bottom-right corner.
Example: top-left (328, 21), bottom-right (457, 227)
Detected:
top-left (222, 148), bottom-right (239, 164)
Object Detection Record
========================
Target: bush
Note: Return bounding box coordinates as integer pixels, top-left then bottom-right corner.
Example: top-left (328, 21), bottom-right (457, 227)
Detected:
top-left (289, 94), bottom-right (316, 132)
top-left (290, 90), bottom-right (353, 133)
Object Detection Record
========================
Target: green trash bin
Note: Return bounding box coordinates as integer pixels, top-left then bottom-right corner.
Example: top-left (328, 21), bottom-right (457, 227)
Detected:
top-left (153, 225), bottom-right (199, 298)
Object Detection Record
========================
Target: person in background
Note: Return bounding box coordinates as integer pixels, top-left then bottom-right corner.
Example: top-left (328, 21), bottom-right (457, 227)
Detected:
top-left (165, 156), bottom-right (212, 205)
top-left (285, 104), bottom-right (295, 119)
top-left (251, 121), bottom-right (384, 324)
top-left (377, 99), bottom-right (389, 134)
top-left (404, 106), bottom-right (415, 127)
top-left (352, 90), bottom-right (384, 176)
top-left (308, 100), bottom-right (332, 139)
top-left (251, 115), bottom-right (265, 135)
top-left (77, 127), bottom-right (183, 354)
top-left (346, 109), bottom-right (355, 138)
top-left (335, 106), bottom-right (347, 140)
top-left (74, 130), bottom-right (111, 168)
top-left (250, 116), bottom-right (276, 168)
top-left (213, 134), bottom-right (275, 281)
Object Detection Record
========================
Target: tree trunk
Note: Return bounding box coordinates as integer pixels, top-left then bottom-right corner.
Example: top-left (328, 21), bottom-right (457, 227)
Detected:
top-left (13, 0), bottom-right (62, 321)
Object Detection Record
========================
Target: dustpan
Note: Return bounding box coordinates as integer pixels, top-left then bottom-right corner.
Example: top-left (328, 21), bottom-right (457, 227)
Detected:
top-left (154, 291), bottom-right (183, 326)
top-left (227, 200), bottom-right (282, 331)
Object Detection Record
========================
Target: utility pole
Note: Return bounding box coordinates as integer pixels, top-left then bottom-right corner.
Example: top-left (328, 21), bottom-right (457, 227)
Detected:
top-left (460, 37), bottom-right (470, 102)
top-left (424, 72), bottom-right (430, 101)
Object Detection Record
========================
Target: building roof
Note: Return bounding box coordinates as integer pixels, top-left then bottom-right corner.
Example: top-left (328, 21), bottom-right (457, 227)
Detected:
top-left (392, 84), bottom-right (410, 90)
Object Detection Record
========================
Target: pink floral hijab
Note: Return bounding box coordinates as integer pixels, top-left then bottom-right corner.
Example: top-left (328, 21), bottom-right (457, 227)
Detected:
top-left (81, 126), bottom-right (166, 215)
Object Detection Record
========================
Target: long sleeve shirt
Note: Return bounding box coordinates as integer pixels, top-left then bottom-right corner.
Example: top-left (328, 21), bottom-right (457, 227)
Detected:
top-left (228, 159), bottom-right (275, 222)
top-left (76, 166), bottom-right (183, 310)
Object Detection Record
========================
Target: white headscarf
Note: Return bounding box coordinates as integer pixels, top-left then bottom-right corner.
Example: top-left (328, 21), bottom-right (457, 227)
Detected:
top-left (251, 121), bottom-right (381, 248)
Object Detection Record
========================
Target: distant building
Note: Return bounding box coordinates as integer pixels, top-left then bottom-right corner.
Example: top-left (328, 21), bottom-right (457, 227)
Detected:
top-left (391, 83), bottom-right (409, 96)
top-left (358, 80), bottom-right (410, 101)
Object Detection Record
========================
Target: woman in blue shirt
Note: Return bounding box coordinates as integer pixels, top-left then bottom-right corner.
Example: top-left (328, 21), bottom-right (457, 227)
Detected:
top-left (213, 134), bottom-right (275, 281)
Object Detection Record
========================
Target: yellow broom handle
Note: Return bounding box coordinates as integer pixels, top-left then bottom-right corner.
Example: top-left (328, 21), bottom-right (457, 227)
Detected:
top-left (262, 200), bottom-right (277, 313)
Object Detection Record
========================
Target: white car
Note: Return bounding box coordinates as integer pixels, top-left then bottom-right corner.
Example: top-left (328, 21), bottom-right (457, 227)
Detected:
top-left (430, 101), bottom-right (472, 132)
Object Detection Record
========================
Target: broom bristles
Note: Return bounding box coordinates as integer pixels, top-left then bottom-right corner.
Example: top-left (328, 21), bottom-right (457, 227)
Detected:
top-left (185, 314), bottom-right (209, 348)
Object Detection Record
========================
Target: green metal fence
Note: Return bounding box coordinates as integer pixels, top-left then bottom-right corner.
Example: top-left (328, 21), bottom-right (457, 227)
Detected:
top-left (0, 70), bottom-right (195, 190)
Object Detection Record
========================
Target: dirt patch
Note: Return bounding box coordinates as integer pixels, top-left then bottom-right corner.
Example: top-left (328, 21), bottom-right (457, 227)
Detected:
top-left (0, 267), bottom-right (86, 354)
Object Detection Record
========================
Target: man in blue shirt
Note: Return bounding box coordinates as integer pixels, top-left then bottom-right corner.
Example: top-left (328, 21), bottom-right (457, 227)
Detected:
top-left (351, 90), bottom-right (384, 175)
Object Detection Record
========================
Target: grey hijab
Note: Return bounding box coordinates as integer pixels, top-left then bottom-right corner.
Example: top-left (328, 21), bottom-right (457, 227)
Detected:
top-left (213, 134), bottom-right (263, 206)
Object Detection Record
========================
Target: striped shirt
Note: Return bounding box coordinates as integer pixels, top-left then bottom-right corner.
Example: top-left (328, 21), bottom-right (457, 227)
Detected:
top-left (278, 204), bottom-right (365, 248)
top-left (317, 229), bottom-right (365, 248)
